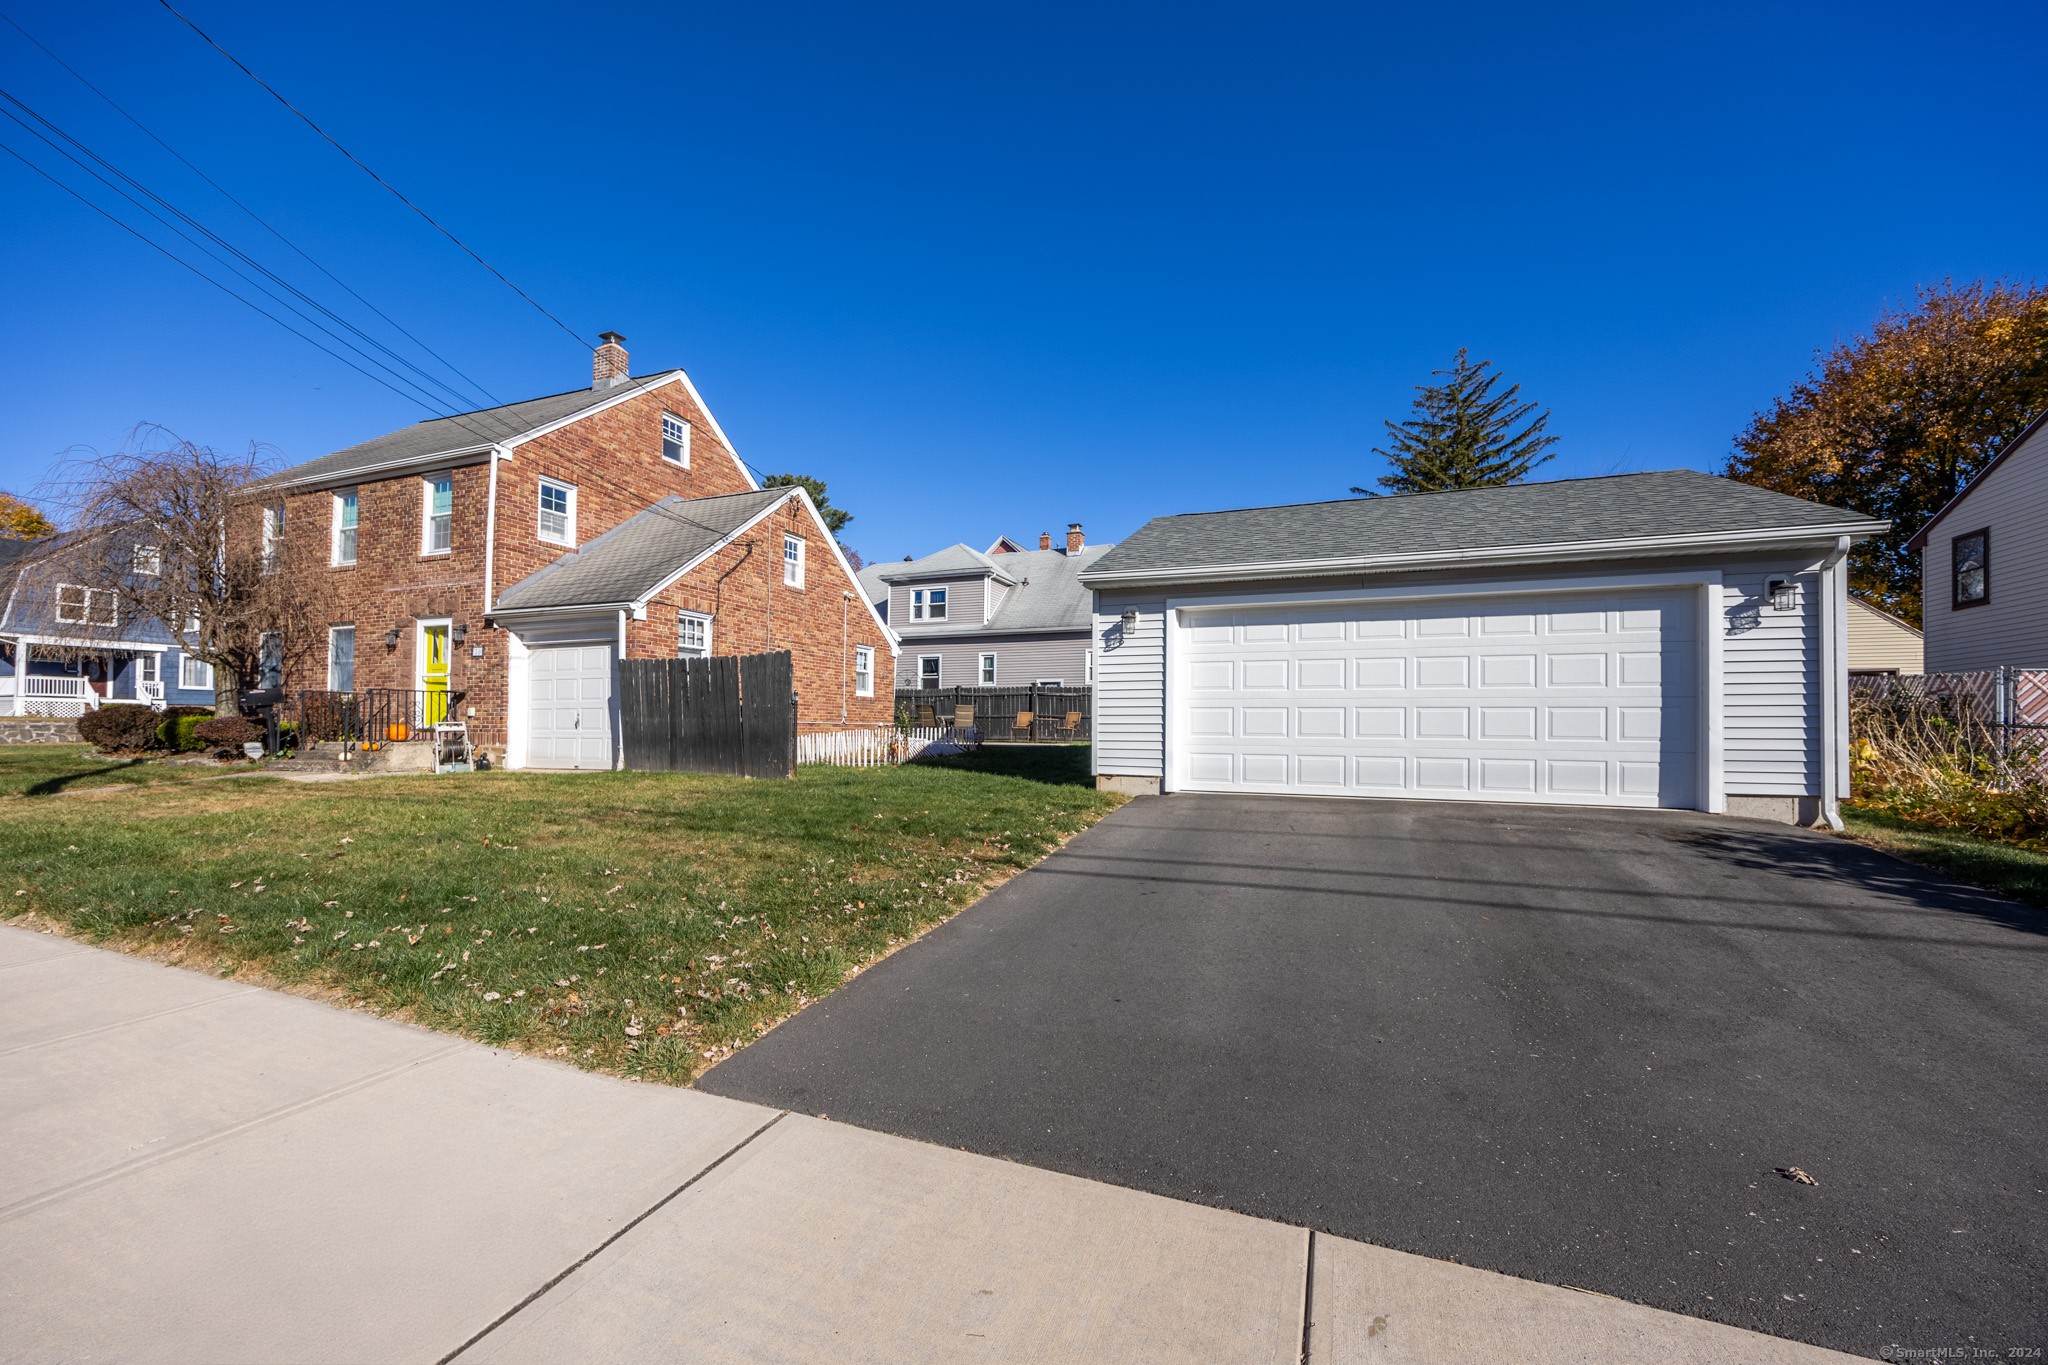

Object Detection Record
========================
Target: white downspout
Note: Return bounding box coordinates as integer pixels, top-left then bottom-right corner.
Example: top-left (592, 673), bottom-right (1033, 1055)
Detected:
top-left (840, 591), bottom-right (851, 724)
top-left (616, 608), bottom-right (628, 771)
top-left (1817, 535), bottom-right (1850, 831)
top-left (483, 445), bottom-right (503, 613)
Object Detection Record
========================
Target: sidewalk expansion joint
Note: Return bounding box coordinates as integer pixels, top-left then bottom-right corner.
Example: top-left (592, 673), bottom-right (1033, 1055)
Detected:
top-left (1299, 1229), bottom-right (1315, 1364)
top-left (0, 948), bottom-right (93, 973)
top-left (439, 1109), bottom-right (789, 1365)
top-left (0, 1041), bottom-right (465, 1225)
top-left (0, 990), bottom-right (245, 1059)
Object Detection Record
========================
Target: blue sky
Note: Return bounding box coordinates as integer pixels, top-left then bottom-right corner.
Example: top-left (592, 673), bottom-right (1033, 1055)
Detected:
top-left (2, 1), bottom-right (2042, 564)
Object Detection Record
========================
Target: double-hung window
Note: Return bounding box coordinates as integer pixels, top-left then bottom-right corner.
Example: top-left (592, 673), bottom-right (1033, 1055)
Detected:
top-left (538, 479), bottom-right (575, 546)
top-left (662, 412), bottom-right (690, 466)
top-left (261, 504), bottom-right (285, 569)
top-left (328, 626), bottom-right (356, 692)
top-left (1953, 529), bottom-right (1989, 609)
top-left (55, 584), bottom-right (117, 627)
top-left (854, 645), bottom-right (874, 697)
top-left (919, 655), bottom-right (941, 690)
top-left (979, 652), bottom-right (997, 685)
top-left (423, 475), bottom-right (453, 554)
top-left (132, 545), bottom-right (161, 576)
top-left (179, 654), bottom-right (213, 691)
top-left (678, 611), bottom-right (712, 658)
top-left (333, 490), bottom-right (359, 565)
top-left (783, 534), bottom-right (805, 588)
top-left (912, 588), bottom-right (947, 621)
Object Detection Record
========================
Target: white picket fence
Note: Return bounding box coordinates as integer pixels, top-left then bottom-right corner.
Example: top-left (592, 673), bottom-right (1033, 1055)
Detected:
top-left (797, 725), bottom-right (978, 768)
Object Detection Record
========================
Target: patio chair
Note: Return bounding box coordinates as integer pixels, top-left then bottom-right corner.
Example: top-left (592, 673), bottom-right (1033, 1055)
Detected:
top-left (1011, 710), bottom-right (1035, 740)
top-left (1054, 710), bottom-right (1084, 739)
top-left (916, 703), bottom-right (938, 727)
top-left (953, 704), bottom-right (976, 730)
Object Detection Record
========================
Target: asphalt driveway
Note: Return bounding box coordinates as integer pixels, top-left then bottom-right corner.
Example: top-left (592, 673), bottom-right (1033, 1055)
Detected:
top-left (701, 793), bottom-right (2047, 1360)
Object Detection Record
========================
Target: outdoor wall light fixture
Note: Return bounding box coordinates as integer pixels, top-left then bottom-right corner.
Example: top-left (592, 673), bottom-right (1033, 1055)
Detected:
top-left (451, 623), bottom-right (467, 645)
top-left (1767, 579), bottom-right (1797, 612)
top-left (383, 628), bottom-right (401, 649)
top-left (1120, 610), bottom-right (1138, 629)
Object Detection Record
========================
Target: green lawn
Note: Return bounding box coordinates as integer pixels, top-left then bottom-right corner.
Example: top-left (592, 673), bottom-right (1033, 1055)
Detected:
top-left (0, 744), bottom-right (1121, 1083)
top-left (0, 744), bottom-right (283, 798)
top-left (1841, 806), bottom-right (2048, 911)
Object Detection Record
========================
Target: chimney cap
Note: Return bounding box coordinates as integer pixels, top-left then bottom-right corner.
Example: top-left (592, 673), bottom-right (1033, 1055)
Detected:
top-left (598, 330), bottom-right (627, 344)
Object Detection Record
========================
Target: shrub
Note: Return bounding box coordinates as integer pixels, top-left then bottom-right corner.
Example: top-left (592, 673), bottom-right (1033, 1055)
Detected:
top-left (194, 715), bottom-right (262, 748)
top-left (1849, 687), bottom-right (2048, 850)
top-left (76, 705), bottom-right (165, 751)
top-left (158, 713), bottom-right (212, 753)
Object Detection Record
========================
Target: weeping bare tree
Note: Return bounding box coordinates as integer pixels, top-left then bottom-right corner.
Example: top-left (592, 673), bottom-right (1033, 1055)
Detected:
top-left (40, 429), bottom-right (306, 716)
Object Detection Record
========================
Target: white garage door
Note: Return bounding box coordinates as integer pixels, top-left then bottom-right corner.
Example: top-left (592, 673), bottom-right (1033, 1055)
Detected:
top-left (1176, 590), bottom-right (1697, 808)
top-left (527, 645), bottom-right (615, 770)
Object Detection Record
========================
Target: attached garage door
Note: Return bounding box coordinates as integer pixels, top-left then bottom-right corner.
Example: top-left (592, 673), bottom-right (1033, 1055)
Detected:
top-left (527, 645), bottom-right (615, 770)
top-left (1176, 590), bottom-right (1697, 808)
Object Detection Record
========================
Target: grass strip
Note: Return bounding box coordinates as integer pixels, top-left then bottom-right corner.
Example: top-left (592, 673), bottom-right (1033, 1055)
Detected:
top-left (1840, 806), bottom-right (2048, 911)
top-left (1, 745), bottom-right (1123, 1083)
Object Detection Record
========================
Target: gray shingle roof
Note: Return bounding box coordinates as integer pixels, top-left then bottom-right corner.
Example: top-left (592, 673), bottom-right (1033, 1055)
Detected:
top-left (880, 543), bottom-right (1013, 584)
top-left (1084, 470), bottom-right (1885, 580)
top-left (255, 373), bottom-right (685, 490)
top-left (886, 543), bottom-right (1114, 638)
top-left (492, 487), bottom-right (790, 612)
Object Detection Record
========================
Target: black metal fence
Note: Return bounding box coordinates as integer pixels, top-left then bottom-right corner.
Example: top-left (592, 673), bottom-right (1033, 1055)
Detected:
top-left (294, 689), bottom-right (464, 761)
top-left (619, 651), bottom-right (795, 778)
top-left (895, 685), bottom-right (1090, 741)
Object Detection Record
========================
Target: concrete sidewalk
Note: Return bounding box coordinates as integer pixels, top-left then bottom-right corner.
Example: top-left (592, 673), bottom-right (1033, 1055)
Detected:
top-left (0, 925), bottom-right (1857, 1364)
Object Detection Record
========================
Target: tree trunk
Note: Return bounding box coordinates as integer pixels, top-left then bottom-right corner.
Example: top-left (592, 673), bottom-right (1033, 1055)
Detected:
top-left (212, 661), bottom-right (241, 717)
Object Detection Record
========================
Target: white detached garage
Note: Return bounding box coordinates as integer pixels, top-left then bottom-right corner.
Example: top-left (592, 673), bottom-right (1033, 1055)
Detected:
top-left (1081, 472), bottom-right (1886, 826)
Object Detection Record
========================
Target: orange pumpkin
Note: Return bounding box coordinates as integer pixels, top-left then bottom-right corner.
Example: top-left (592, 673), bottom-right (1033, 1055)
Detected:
top-left (387, 723), bottom-right (412, 742)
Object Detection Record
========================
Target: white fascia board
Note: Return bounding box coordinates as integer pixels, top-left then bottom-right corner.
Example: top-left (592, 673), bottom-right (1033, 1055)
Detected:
top-left (488, 602), bottom-right (637, 622)
top-left (7, 632), bottom-right (169, 651)
top-left (258, 445), bottom-right (494, 495)
top-left (892, 625), bottom-right (1089, 640)
top-left (627, 491), bottom-right (801, 615)
top-left (1164, 565), bottom-right (1723, 613)
top-left (1083, 524), bottom-right (1886, 591)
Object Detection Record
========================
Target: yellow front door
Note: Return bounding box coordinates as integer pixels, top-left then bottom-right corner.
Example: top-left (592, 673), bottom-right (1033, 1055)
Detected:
top-left (421, 624), bottom-right (450, 726)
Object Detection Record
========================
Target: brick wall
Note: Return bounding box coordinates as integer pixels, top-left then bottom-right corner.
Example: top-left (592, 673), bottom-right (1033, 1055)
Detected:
top-left (627, 496), bottom-right (892, 727)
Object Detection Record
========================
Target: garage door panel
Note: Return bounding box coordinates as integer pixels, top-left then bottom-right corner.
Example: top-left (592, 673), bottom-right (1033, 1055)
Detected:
top-left (1176, 588), bottom-right (1697, 809)
top-left (526, 645), bottom-right (613, 771)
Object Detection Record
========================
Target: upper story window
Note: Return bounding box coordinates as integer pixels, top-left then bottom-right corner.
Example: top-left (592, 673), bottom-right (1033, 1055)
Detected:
top-left (1953, 528), bottom-right (1989, 609)
top-left (261, 504), bottom-right (284, 568)
top-left (662, 412), bottom-right (691, 466)
top-left (132, 545), bottom-right (161, 576)
top-left (854, 644), bottom-right (874, 697)
top-left (56, 584), bottom-right (117, 627)
top-left (423, 475), bottom-right (453, 554)
top-left (538, 479), bottom-right (575, 546)
top-left (912, 587), bottom-right (947, 621)
top-left (783, 533), bottom-right (805, 588)
top-left (333, 490), bottom-right (359, 566)
top-left (678, 611), bottom-right (711, 658)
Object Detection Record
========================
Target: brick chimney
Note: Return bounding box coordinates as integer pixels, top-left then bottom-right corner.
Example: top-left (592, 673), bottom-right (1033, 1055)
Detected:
top-left (1038, 531), bottom-right (1052, 550)
top-left (593, 332), bottom-right (629, 389)
top-left (1066, 523), bottom-right (1084, 553)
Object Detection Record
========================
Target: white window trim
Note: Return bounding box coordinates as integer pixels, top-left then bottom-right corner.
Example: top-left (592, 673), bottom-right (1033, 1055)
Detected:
top-left (332, 489), bottom-right (359, 566)
top-left (678, 610), bottom-right (713, 658)
top-left (662, 412), bottom-right (691, 467)
top-left (918, 654), bottom-right (942, 689)
top-left (979, 651), bottom-right (997, 685)
top-left (421, 473), bottom-right (454, 556)
top-left (261, 504), bottom-right (284, 569)
top-left (854, 644), bottom-right (874, 697)
top-left (132, 545), bottom-right (161, 576)
top-left (1035, 678), bottom-right (1065, 687)
top-left (538, 479), bottom-right (577, 547)
top-left (55, 584), bottom-right (118, 627)
top-left (179, 653), bottom-right (214, 691)
top-left (783, 533), bottom-right (806, 588)
top-left (912, 586), bottom-right (948, 622)
top-left (137, 652), bottom-right (160, 685)
top-left (327, 625), bottom-right (356, 693)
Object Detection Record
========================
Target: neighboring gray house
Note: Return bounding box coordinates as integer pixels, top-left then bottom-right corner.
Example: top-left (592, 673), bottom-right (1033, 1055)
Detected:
top-left (1906, 408), bottom-right (2048, 672)
top-left (861, 525), bottom-right (1111, 691)
top-left (0, 531), bottom-right (219, 717)
top-left (1078, 471), bottom-right (1885, 826)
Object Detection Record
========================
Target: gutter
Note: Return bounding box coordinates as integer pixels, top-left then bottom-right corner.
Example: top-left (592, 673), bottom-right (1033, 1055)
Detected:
top-left (1079, 523), bottom-right (1888, 590)
top-left (1818, 535), bottom-right (1851, 831)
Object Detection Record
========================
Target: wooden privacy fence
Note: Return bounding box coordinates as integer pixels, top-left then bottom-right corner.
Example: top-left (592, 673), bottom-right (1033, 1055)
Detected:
top-left (618, 651), bottom-right (795, 779)
top-left (796, 725), bottom-right (977, 768)
top-left (894, 685), bottom-right (1091, 741)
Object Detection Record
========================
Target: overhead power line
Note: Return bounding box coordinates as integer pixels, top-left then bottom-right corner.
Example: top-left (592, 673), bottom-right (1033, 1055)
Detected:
top-left (0, 8), bottom-right (501, 412)
top-left (156, 0), bottom-right (591, 351)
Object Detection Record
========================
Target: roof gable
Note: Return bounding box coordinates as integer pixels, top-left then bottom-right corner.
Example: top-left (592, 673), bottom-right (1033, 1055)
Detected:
top-left (491, 487), bottom-right (791, 613)
top-left (1905, 407), bottom-right (2048, 550)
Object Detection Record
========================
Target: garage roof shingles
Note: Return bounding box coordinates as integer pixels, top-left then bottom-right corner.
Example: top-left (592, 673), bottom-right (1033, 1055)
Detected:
top-left (492, 487), bottom-right (788, 612)
top-left (1085, 470), bottom-right (1884, 579)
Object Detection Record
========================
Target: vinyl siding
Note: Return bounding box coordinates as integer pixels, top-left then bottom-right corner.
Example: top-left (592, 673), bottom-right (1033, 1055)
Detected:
top-left (1919, 424), bottom-right (2048, 671)
top-left (889, 578), bottom-right (984, 632)
top-left (1093, 592), bottom-right (1166, 777)
top-left (1094, 556), bottom-right (1829, 798)
top-left (892, 633), bottom-right (1091, 690)
top-left (1846, 597), bottom-right (1923, 674)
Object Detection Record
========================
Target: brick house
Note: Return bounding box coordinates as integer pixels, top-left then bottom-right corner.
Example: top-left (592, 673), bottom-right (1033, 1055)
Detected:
top-left (252, 335), bottom-right (894, 768)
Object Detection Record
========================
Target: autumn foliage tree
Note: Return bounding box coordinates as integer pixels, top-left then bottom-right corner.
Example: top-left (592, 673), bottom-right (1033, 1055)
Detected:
top-left (0, 492), bottom-right (54, 540)
top-left (1725, 279), bottom-right (2048, 625)
top-left (43, 430), bottom-right (307, 715)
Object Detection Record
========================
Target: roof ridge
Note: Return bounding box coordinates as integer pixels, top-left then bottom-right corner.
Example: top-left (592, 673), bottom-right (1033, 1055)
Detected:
top-left (1153, 469), bottom-right (1712, 522)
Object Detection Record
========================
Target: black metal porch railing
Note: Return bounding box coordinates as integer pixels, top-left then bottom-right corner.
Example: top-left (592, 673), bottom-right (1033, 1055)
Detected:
top-left (295, 689), bottom-right (466, 761)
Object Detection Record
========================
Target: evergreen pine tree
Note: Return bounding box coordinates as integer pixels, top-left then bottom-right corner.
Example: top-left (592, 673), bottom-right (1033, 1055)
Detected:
top-left (1355, 348), bottom-right (1558, 495)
